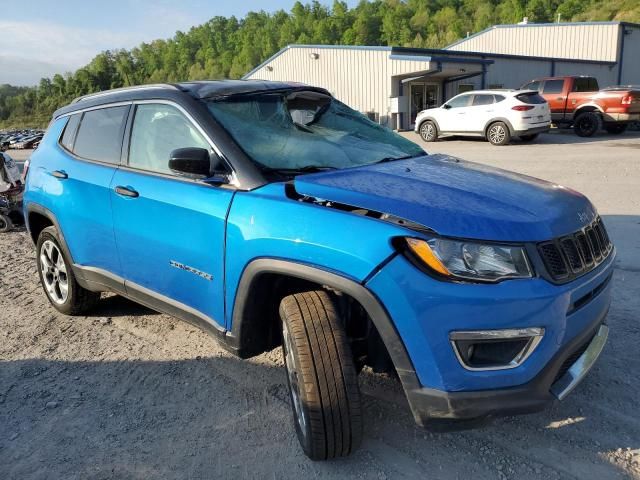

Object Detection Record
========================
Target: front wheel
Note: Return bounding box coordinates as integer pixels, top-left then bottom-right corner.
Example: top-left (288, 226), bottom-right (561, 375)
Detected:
top-left (279, 290), bottom-right (363, 460)
top-left (574, 112), bottom-right (602, 137)
top-left (419, 120), bottom-right (438, 142)
top-left (604, 123), bottom-right (627, 135)
top-left (0, 214), bottom-right (12, 233)
top-left (36, 226), bottom-right (100, 315)
top-left (487, 122), bottom-right (511, 145)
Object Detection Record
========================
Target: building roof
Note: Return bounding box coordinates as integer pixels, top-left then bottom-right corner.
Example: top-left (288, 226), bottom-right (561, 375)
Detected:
top-left (446, 21), bottom-right (640, 63)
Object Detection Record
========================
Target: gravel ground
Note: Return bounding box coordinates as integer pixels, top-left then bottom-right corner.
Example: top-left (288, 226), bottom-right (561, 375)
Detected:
top-left (1, 131), bottom-right (640, 479)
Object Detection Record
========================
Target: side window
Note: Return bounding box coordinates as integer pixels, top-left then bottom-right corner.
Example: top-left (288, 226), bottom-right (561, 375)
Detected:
top-left (59, 113), bottom-right (81, 151)
top-left (574, 78), bottom-right (599, 92)
top-left (446, 95), bottom-right (472, 108)
top-left (522, 81), bottom-right (540, 91)
top-left (128, 103), bottom-right (210, 175)
top-left (73, 106), bottom-right (128, 163)
top-left (494, 95), bottom-right (506, 103)
top-left (542, 80), bottom-right (564, 94)
top-left (471, 95), bottom-right (495, 106)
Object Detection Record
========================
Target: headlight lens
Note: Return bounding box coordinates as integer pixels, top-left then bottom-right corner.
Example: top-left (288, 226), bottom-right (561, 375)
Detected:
top-left (405, 237), bottom-right (532, 282)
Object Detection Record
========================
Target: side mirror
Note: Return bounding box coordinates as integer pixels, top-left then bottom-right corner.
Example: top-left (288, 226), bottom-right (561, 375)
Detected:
top-left (169, 147), bottom-right (212, 178)
top-left (442, 104), bottom-right (451, 110)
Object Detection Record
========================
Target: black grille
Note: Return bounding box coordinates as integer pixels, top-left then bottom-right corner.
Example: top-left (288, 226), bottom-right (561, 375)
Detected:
top-left (538, 217), bottom-right (612, 282)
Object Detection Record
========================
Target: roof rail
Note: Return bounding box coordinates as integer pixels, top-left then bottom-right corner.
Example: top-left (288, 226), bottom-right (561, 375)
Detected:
top-left (72, 84), bottom-right (179, 103)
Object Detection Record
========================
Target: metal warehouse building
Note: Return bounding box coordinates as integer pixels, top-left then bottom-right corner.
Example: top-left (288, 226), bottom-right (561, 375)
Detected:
top-left (243, 21), bottom-right (640, 130)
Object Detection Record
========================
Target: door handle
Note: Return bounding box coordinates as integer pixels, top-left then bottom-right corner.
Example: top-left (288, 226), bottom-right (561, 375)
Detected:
top-left (556, 97), bottom-right (564, 101)
top-left (51, 170), bottom-right (68, 179)
top-left (115, 186), bottom-right (139, 198)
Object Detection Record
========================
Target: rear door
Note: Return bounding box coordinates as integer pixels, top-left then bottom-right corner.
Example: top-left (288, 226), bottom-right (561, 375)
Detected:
top-left (110, 101), bottom-right (234, 329)
top-left (50, 105), bottom-right (129, 275)
top-left (541, 79), bottom-right (568, 122)
top-left (466, 94), bottom-right (497, 132)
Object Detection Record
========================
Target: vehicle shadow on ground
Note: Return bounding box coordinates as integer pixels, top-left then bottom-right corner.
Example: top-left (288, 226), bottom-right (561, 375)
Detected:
top-left (1, 331), bottom-right (637, 479)
top-left (434, 128), bottom-right (640, 146)
top-left (88, 293), bottom-right (160, 318)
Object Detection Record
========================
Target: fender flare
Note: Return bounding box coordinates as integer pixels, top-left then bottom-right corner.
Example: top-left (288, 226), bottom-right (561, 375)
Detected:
top-left (228, 258), bottom-right (420, 391)
top-left (573, 104), bottom-right (604, 119)
top-left (484, 117), bottom-right (515, 136)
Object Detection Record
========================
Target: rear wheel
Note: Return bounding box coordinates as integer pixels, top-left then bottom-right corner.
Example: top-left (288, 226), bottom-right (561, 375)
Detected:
top-left (573, 111), bottom-right (602, 137)
top-left (604, 123), bottom-right (627, 135)
top-left (279, 290), bottom-right (363, 460)
top-left (0, 214), bottom-right (12, 233)
top-left (419, 120), bottom-right (438, 142)
top-left (487, 122), bottom-right (511, 146)
top-left (36, 226), bottom-right (100, 315)
top-left (519, 134), bottom-right (539, 142)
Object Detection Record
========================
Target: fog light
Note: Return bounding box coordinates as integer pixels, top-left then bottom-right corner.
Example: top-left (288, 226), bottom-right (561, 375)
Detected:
top-left (450, 328), bottom-right (544, 371)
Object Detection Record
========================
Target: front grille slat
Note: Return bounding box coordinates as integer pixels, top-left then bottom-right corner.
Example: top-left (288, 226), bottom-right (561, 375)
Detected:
top-left (538, 217), bottom-right (612, 283)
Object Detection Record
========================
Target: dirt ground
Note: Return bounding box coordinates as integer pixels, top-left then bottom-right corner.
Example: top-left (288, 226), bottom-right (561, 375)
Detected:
top-left (1, 131), bottom-right (640, 479)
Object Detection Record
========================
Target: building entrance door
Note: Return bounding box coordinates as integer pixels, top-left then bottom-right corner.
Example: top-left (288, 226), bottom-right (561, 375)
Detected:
top-left (410, 83), bottom-right (440, 127)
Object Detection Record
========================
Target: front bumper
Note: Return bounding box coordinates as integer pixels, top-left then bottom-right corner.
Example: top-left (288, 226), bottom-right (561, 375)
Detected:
top-left (366, 247), bottom-right (614, 423)
top-left (404, 320), bottom-right (608, 423)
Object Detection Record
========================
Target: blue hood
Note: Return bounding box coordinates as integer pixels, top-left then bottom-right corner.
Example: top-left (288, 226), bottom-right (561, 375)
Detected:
top-left (293, 155), bottom-right (597, 242)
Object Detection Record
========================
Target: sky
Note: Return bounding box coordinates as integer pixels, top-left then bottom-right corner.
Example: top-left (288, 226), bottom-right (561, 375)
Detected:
top-left (0, 0), bottom-right (359, 86)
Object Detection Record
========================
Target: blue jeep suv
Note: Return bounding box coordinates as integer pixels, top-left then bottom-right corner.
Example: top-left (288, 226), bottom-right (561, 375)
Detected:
top-left (24, 81), bottom-right (614, 460)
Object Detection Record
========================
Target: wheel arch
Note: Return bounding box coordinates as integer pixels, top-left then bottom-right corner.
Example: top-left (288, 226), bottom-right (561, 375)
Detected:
top-left (573, 105), bottom-right (604, 119)
top-left (484, 118), bottom-right (515, 137)
top-left (417, 116), bottom-right (441, 134)
top-left (228, 258), bottom-right (419, 388)
top-left (26, 204), bottom-right (75, 264)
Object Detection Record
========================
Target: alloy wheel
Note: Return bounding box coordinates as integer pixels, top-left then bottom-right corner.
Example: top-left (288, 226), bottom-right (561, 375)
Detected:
top-left (39, 240), bottom-right (68, 305)
top-left (420, 122), bottom-right (435, 141)
top-left (489, 124), bottom-right (506, 144)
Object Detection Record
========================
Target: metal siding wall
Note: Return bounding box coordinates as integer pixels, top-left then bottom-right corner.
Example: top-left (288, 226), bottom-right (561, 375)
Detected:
top-left (449, 24), bottom-right (620, 61)
top-left (554, 62), bottom-right (618, 87)
top-left (485, 58), bottom-right (552, 88)
top-left (621, 25), bottom-right (640, 84)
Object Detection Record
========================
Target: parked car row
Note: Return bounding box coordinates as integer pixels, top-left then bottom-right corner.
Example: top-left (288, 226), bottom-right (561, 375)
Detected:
top-left (414, 75), bottom-right (640, 145)
top-left (0, 129), bottom-right (44, 150)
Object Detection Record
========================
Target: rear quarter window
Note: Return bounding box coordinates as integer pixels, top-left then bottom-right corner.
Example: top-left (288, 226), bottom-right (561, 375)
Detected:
top-left (73, 106), bottom-right (129, 164)
top-left (59, 113), bottom-right (81, 151)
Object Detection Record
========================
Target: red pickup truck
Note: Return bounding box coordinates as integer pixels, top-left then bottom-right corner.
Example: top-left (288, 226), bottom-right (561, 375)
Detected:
top-left (521, 76), bottom-right (640, 137)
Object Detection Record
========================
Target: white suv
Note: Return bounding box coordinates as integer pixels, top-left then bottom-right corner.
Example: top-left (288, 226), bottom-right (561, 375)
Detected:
top-left (415, 90), bottom-right (551, 146)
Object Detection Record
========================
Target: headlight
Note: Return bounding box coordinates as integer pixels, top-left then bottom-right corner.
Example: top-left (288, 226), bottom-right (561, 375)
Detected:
top-left (404, 237), bottom-right (532, 282)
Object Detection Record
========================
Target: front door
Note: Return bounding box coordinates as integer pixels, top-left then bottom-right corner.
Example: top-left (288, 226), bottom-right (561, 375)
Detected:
top-left (410, 83), bottom-right (440, 127)
top-left (110, 102), bottom-right (234, 329)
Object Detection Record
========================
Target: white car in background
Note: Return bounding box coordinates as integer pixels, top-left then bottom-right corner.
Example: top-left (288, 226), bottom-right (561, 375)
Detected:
top-left (415, 90), bottom-right (551, 146)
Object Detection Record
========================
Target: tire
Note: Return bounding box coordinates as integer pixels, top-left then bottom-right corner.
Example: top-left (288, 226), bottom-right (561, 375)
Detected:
top-left (279, 290), bottom-right (363, 460)
top-left (419, 120), bottom-right (438, 142)
top-left (486, 121), bottom-right (511, 146)
top-left (604, 123), bottom-right (627, 135)
top-left (0, 214), bottom-right (12, 233)
top-left (573, 111), bottom-right (602, 137)
top-left (36, 226), bottom-right (100, 315)
top-left (519, 134), bottom-right (539, 142)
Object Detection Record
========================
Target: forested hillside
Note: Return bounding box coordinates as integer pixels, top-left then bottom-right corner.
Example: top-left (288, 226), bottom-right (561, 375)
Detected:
top-left (1, 0), bottom-right (637, 127)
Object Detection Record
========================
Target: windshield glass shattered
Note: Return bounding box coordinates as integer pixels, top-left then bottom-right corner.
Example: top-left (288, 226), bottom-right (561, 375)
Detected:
top-left (207, 90), bottom-right (424, 173)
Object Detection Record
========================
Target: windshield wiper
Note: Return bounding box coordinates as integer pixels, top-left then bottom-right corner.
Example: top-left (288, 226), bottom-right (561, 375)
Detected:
top-left (376, 153), bottom-right (426, 164)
